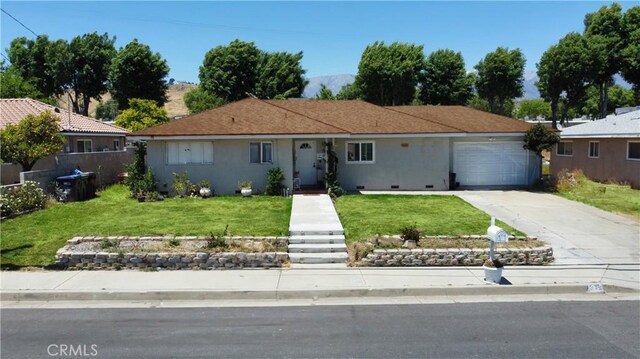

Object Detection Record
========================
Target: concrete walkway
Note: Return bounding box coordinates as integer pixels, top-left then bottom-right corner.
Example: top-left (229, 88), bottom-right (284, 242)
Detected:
top-left (289, 194), bottom-right (344, 235)
top-left (1, 265), bottom-right (638, 306)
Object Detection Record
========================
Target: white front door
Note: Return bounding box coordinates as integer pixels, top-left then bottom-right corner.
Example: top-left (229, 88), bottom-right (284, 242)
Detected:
top-left (295, 141), bottom-right (317, 185)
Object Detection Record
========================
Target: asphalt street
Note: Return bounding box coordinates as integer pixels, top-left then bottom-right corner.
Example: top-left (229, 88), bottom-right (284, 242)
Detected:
top-left (1, 300), bottom-right (638, 358)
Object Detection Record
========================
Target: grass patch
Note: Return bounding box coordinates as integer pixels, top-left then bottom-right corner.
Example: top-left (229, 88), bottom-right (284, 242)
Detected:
top-left (334, 195), bottom-right (524, 242)
top-left (0, 185), bottom-right (291, 267)
top-left (555, 171), bottom-right (640, 220)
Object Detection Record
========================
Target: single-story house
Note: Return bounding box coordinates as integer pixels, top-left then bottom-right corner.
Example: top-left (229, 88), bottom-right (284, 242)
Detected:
top-left (550, 109), bottom-right (640, 189)
top-left (1, 98), bottom-right (132, 186)
top-left (130, 98), bottom-right (538, 195)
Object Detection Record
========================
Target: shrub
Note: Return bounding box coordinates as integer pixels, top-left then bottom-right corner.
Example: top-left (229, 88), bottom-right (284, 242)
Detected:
top-left (125, 142), bottom-right (156, 197)
top-left (265, 167), bottom-right (285, 195)
top-left (206, 224), bottom-right (229, 250)
top-left (0, 181), bottom-right (47, 218)
top-left (164, 238), bottom-right (181, 248)
top-left (400, 224), bottom-right (421, 242)
top-left (172, 171), bottom-right (190, 197)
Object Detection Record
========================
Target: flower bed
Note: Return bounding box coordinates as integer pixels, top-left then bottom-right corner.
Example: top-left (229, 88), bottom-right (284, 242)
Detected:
top-left (349, 235), bottom-right (554, 266)
top-left (0, 181), bottom-right (47, 219)
top-left (56, 236), bottom-right (289, 270)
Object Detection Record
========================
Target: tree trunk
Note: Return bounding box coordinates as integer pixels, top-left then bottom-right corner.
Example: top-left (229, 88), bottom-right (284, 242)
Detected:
top-left (599, 82), bottom-right (607, 119)
top-left (81, 94), bottom-right (90, 117)
top-left (21, 161), bottom-right (34, 172)
top-left (550, 98), bottom-right (559, 130)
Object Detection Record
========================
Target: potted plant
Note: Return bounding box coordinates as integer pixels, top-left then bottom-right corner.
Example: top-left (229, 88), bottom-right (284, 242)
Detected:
top-left (238, 181), bottom-right (252, 197)
top-left (483, 258), bottom-right (504, 283)
top-left (198, 180), bottom-right (212, 198)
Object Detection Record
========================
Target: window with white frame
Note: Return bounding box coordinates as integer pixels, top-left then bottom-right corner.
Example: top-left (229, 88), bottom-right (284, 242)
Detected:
top-left (166, 142), bottom-right (213, 164)
top-left (346, 141), bottom-right (374, 163)
top-left (113, 139), bottom-right (120, 151)
top-left (77, 139), bottom-right (92, 153)
top-left (628, 141), bottom-right (640, 161)
top-left (250, 142), bottom-right (272, 164)
top-left (556, 141), bottom-right (573, 156)
top-left (588, 141), bottom-right (599, 158)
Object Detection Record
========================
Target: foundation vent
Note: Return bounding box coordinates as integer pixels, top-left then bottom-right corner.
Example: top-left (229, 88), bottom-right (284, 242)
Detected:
top-left (391, 185), bottom-right (399, 189)
top-left (356, 186), bottom-right (365, 190)
top-left (425, 185), bottom-right (434, 189)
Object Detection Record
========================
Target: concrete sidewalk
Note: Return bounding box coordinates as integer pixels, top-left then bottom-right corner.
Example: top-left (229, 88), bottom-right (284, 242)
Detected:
top-left (2, 265), bottom-right (638, 304)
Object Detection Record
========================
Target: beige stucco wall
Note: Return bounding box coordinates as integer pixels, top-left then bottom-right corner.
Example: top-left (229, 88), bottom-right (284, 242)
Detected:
top-left (550, 138), bottom-right (640, 188)
top-left (64, 135), bottom-right (126, 153)
top-left (147, 139), bottom-right (294, 195)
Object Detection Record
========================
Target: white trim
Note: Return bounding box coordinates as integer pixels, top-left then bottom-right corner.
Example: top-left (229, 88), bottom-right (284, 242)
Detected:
top-left (250, 141), bottom-right (273, 164)
top-left (562, 133), bottom-right (640, 139)
top-left (345, 141), bottom-right (375, 164)
top-left (627, 140), bottom-right (640, 161)
top-left (165, 141), bottom-right (214, 165)
top-left (63, 132), bottom-right (128, 137)
top-left (129, 132), bottom-right (527, 141)
top-left (556, 141), bottom-right (573, 157)
top-left (588, 141), bottom-right (600, 159)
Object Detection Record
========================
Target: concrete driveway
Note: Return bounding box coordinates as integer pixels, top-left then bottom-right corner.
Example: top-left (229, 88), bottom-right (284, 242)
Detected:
top-left (455, 191), bottom-right (639, 265)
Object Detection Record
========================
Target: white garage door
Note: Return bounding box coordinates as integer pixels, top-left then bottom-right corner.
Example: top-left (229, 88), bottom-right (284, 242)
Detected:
top-left (454, 142), bottom-right (528, 186)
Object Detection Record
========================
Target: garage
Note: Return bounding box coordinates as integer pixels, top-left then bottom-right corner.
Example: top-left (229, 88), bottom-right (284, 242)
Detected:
top-left (453, 142), bottom-right (529, 186)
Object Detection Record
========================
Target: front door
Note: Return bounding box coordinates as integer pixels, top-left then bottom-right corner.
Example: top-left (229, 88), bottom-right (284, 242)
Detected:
top-left (295, 140), bottom-right (317, 186)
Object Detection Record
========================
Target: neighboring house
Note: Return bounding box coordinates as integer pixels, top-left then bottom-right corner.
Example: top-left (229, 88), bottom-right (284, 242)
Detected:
top-left (0, 98), bottom-right (132, 186)
top-left (550, 110), bottom-right (640, 189)
top-left (130, 98), bottom-right (537, 195)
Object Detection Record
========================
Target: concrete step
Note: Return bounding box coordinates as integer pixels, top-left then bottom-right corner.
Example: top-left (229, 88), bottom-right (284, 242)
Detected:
top-left (288, 243), bottom-right (348, 253)
top-left (288, 235), bottom-right (346, 244)
top-left (288, 252), bottom-right (349, 264)
top-left (288, 229), bottom-right (345, 236)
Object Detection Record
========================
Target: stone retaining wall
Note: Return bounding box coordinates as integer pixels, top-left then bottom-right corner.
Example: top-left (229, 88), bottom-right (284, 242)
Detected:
top-left (56, 236), bottom-right (289, 270)
top-left (359, 246), bottom-right (554, 267)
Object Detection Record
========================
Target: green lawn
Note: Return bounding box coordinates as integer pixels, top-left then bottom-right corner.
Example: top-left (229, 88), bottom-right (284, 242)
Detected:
top-left (556, 174), bottom-right (640, 220)
top-left (335, 195), bottom-right (524, 242)
top-left (0, 185), bottom-right (292, 267)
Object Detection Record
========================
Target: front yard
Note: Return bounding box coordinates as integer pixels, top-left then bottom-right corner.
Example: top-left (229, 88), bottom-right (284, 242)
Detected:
top-left (0, 185), bottom-right (291, 268)
top-left (555, 172), bottom-right (640, 220)
top-left (335, 194), bottom-right (524, 242)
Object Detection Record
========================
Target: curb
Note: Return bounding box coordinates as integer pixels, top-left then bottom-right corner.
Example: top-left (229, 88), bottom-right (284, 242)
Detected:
top-left (2, 284), bottom-right (637, 302)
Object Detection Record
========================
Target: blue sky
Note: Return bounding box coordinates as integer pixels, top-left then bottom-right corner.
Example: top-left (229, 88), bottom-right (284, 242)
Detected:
top-left (1, 1), bottom-right (635, 82)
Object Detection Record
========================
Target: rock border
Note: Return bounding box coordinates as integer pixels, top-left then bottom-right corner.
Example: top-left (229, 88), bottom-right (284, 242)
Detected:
top-left (56, 236), bottom-right (289, 270)
top-left (358, 246), bottom-right (554, 267)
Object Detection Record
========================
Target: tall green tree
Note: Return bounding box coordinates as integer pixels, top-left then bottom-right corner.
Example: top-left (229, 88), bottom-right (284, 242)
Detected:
top-left (7, 35), bottom-right (66, 98)
top-left (256, 51), bottom-right (307, 99)
top-left (0, 65), bottom-right (55, 104)
top-left (315, 84), bottom-right (335, 100)
top-left (584, 3), bottom-right (624, 119)
top-left (336, 82), bottom-right (361, 100)
top-left (356, 41), bottom-right (425, 106)
top-left (184, 87), bottom-right (225, 114)
top-left (474, 47), bottom-right (526, 115)
top-left (537, 33), bottom-right (590, 128)
top-left (95, 99), bottom-right (119, 121)
top-left (579, 84), bottom-right (635, 119)
top-left (115, 98), bottom-right (169, 131)
top-left (621, 6), bottom-right (640, 102)
top-left (109, 39), bottom-right (169, 110)
top-left (419, 49), bottom-right (473, 105)
top-left (514, 99), bottom-right (552, 120)
top-left (66, 32), bottom-right (116, 116)
top-left (0, 111), bottom-right (65, 171)
top-left (198, 39), bottom-right (260, 102)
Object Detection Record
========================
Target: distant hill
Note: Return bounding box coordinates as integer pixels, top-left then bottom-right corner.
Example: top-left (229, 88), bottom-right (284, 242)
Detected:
top-left (303, 74), bottom-right (356, 98)
top-left (519, 71), bottom-right (631, 100)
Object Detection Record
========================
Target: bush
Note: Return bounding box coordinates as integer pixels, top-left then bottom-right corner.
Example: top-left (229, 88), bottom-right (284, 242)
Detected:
top-left (172, 171), bottom-right (190, 197)
top-left (400, 224), bottom-right (421, 242)
top-left (125, 142), bottom-right (156, 197)
top-left (265, 167), bottom-right (285, 195)
top-left (0, 181), bottom-right (47, 218)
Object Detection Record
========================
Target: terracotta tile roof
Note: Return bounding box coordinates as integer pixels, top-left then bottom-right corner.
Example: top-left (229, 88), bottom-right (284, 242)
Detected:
top-left (0, 98), bottom-right (129, 135)
top-left (388, 105), bottom-right (532, 133)
top-left (132, 98), bottom-right (531, 137)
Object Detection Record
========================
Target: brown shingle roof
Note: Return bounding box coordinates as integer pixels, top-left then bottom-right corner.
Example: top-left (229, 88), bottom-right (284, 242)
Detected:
top-left (133, 98), bottom-right (349, 136)
top-left (132, 98), bottom-right (531, 137)
top-left (0, 98), bottom-right (129, 135)
top-left (388, 105), bottom-right (532, 133)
